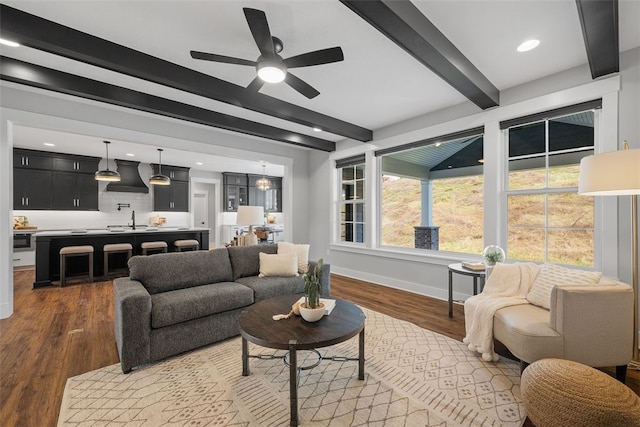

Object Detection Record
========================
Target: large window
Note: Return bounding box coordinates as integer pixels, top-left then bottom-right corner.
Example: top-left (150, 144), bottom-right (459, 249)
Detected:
top-left (378, 129), bottom-right (484, 255)
top-left (505, 109), bottom-right (596, 266)
top-left (337, 156), bottom-right (365, 243)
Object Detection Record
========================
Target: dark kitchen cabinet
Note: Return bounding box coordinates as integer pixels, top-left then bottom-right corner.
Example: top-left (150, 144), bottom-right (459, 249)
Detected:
top-left (13, 168), bottom-right (52, 209)
top-left (223, 173), bottom-right (248, 212)
top-left (52, 156), bottom-right (99, 174)
top-left (13, 148), bottom-right (100, 211)
top-left (151, 164), bottom-right (190, 212)
top-left (52, 171), bottom-right (99, 210)
top-left (153, 180), bottom-right (189, 211)
top-left (13, 150), bottom-right (52, 170)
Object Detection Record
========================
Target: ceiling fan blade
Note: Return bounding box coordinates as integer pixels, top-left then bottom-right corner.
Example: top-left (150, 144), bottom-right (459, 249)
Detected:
top-left (243, 8), bottom-right (275, 57)
top-left (246, 76), bottom-right (265, 93)
top-left (283, 47), bottom-right (344, 69)
top-left (285, 73), bottom-right (320, 99)
top-left (190, 51), bottom-right (256, 66)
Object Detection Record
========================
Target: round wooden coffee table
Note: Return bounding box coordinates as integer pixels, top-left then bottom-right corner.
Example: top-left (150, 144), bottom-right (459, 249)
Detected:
top-left (239, 294), bottom-right (365, 426)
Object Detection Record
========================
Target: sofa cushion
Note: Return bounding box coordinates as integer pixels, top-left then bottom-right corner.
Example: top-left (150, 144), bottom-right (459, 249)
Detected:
top-left (494, 304), bottom-right (563, 363)
top-left (235, 275), bottom-right (305, 302)
top-left (150, 282), bottom-right (253, 329)
top-left (526, 264), bottom-right (602, 309)
top-left (278, 242), bottom-right (310, 273)
top-left (259, 252), bottom-right (299, 277)
top-left (129, 248), bottom-right (233, 295)
top-left (228, 244), bottom-right (277, 280)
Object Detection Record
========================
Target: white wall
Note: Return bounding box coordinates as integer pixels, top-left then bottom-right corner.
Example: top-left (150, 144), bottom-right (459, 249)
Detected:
top-left (0, 82), bottom-right (312, 319)
top-left (312, 48), bottom-right (639, 308)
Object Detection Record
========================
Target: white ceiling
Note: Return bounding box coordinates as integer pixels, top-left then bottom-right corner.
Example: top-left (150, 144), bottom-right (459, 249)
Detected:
top-left (2, 0), bottom-right (639, 172)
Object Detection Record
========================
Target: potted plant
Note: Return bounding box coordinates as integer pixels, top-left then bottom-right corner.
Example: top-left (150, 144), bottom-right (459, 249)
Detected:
top-left (482, 245), bottom-right (505, 277)
top-left (299, 259), bottom-right (325, 322)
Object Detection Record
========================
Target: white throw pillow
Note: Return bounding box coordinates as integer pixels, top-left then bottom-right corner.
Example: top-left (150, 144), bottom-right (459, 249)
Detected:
top-left (526, 263), bottom-right (602, 309)
top-left (258, 252), bottom-right (299, 277)
top-left (277, 242), bottom-right (310, 273)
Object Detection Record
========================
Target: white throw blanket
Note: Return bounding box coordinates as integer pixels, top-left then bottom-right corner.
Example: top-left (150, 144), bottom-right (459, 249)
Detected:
top-left (463, 262), bottom-right (539, 361)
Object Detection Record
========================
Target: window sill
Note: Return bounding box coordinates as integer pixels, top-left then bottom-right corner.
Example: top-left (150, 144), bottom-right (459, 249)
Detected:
top-left (329, 243), bottom-right (484, 266)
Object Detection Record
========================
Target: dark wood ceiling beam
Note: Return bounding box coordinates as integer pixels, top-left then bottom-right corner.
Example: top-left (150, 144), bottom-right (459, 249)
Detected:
top-left (340, 0), bottom-right (499, 109)
top-left (575, 0), bottom-right (619, 78)
top-left (0, 57), bottom-right (336, 152)
top-left (0, 4), bottom-right (371, 142)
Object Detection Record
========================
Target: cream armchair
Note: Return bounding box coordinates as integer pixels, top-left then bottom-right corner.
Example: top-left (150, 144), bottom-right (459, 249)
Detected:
top-left (493, 282), bottom-right (634, 382)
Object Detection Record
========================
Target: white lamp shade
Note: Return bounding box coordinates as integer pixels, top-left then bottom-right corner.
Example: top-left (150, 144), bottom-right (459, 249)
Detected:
top-left (578, 148), bottom-right (640, 196)
top-left (236, 206), bottom-right (264, 225)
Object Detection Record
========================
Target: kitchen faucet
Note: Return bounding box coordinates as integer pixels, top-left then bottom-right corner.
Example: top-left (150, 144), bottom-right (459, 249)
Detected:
top-left (131, 210), bottom-right (136, 230)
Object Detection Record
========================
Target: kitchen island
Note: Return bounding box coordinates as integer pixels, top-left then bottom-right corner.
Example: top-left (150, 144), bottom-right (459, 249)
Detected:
top-left (34, 227), bottom-right (209, 288)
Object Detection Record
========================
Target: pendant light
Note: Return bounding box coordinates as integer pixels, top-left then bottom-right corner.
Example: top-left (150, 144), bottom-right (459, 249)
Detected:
top-left (149, 148), bottom-right (171, 185)
top-left (95, 141), bottom-right (121, 182)
top-left (256, 164), bottom-right (271, 191)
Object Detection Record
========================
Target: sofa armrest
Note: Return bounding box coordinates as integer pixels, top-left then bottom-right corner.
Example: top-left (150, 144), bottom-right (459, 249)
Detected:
top-left (309, 260), bottom-right (331, 297)
top-left (550, 283), bottom-right (634, 366)
top-left (113, 277), bottom-right (152, 373)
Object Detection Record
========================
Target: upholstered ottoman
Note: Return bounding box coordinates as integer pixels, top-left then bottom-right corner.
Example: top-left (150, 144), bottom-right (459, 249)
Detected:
top-left (521, 358), bottom-right (640, 427)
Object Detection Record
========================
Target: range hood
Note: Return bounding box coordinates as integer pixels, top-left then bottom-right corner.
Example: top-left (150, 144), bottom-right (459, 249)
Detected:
top-left (106, 160), bottom-right (149, 193)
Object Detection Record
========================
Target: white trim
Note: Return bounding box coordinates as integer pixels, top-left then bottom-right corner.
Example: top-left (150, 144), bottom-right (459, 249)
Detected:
top-left (190, 177), bottom-right (221, 248)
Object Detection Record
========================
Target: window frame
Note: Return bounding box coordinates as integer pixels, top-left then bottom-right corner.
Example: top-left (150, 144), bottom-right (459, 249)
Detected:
top-left (336, 157), bottom-right (366, 245)
top-left (503, 109), bottom-right (599, 267)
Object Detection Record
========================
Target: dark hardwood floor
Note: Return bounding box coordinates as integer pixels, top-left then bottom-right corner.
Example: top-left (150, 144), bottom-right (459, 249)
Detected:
top-left (1, 269), bottom-right (638, 427)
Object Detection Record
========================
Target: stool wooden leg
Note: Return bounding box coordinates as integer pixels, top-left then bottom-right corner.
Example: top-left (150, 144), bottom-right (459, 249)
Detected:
top-left (60, 254), bottom-right (66, 287)
top-left (89, 253), bottom-right (93, 283)
top-left (104, 252), bottom-right (109, 281)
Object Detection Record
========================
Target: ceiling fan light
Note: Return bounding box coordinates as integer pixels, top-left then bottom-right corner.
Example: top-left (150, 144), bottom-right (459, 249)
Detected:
top-left (257, 61), bottom-right (286, 83)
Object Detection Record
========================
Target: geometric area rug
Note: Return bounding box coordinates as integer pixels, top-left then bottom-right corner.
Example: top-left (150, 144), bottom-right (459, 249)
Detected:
top-left (58, 307), bottom-right (525, 426)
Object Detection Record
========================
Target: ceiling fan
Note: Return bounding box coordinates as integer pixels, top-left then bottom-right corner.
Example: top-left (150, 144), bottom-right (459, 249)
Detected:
top-left (190, 7), bottom-right (344, 99)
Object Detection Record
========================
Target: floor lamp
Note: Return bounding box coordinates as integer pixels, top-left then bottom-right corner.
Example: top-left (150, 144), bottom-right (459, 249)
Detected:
top-left (579, 142), bottom-right (640, 368)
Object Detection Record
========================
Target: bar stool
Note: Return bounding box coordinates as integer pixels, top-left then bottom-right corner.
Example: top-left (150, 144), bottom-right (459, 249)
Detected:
top-left (174, 239), bottom-right (199, 252)
top-left (141, 241), bottom-right (168, 255)
top-left (103, 243), bottom-right (133, 280)
top-left (59, 245), bottom-right (94, 286)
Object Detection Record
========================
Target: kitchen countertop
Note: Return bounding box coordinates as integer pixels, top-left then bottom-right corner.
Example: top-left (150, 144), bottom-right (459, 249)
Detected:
top-left (36, 227), bottom-right (210, 237)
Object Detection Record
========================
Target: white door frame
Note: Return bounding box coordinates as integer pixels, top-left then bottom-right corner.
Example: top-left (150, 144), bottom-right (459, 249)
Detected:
top-left (190, 177), bottom-right (221, 248)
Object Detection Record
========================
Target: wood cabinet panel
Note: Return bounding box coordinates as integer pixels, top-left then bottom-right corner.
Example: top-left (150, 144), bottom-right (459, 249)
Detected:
top-left (13, 168), bottom-right (52, 210)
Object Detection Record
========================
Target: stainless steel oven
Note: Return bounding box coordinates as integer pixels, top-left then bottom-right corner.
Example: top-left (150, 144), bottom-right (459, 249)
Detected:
top-left (13, 232), bottom-right (35, 251)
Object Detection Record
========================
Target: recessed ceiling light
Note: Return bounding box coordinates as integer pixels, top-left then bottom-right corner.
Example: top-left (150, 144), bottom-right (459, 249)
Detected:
top-left (196, 162), bottom-right (203, 166)
top-left (125, 153), bottom-right (135, 157)
top-left (43, 143), bottom-right (55, 147)
top-left (312, 127), bottom-right (322, 132)
top-left (0, 38), bottom-right (20, 47)
top-left (435, 142), bottom-right (442, 147)
top-left (517, 39), bottom-right (540, 52)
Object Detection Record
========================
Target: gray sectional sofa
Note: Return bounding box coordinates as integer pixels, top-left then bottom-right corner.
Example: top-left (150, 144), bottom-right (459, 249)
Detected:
top-left (113, 244), bottom-right (330, 373)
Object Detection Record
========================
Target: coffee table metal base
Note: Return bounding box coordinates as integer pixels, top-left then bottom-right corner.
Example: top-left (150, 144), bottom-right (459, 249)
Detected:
top-left (242, 329), bottom-right (365, 426)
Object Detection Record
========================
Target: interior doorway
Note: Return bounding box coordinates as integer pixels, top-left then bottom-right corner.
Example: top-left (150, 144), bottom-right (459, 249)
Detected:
top-left (191, 180), bottom-right (220, 249)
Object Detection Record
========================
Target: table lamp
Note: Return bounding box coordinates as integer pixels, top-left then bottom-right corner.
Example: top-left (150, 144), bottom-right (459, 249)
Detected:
top-left (579, 141), bottom-right (640, 367)
top-left (236, 206), bottom-right (264, 246)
